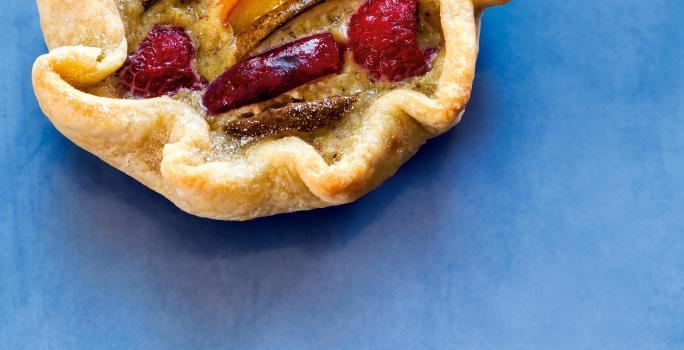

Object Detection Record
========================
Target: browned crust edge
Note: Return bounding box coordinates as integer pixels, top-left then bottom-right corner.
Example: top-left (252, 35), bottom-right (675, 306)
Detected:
top-left (32, 0), bottom-right (509, 220)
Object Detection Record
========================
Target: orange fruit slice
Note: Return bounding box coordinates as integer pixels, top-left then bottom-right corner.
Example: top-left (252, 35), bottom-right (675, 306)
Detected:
top-left (211, 0), bottom-right (240, 22)
top-left (215, 0), bottom-right (289, 33)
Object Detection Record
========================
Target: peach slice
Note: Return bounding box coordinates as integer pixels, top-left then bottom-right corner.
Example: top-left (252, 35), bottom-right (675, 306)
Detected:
top-left (213, 0), bottom-right (288, 33)
top-left (211, 0), bottom-right (240, 22)
top-left (210, 0), bottom-right (326, 58)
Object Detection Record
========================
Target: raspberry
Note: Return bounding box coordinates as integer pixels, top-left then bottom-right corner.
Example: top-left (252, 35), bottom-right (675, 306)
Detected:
top-left (203, 33), bottom-right (344, 115)
top-left (348, 0), bottom-right (435, 82)
top-left (118, 26), bottom-right (202, 98)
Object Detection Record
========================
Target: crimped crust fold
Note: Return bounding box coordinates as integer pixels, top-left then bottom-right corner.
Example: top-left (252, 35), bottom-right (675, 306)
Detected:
top-left (33, 0), bottom-right (507, 220)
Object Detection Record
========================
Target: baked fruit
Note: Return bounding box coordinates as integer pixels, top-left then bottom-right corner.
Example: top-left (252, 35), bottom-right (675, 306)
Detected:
top-left (119, 25), bottom-right (203, 98)
top-left (33, 0), bottom-right (508, 220)
top-left (203, 32), bottom-right (345, 114)
top-left (348, 0), bottom-right (436, 82)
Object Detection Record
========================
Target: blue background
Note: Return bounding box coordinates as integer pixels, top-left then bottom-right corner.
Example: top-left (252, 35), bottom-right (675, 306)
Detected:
top-left (2, 0), bottom-right (684, 349)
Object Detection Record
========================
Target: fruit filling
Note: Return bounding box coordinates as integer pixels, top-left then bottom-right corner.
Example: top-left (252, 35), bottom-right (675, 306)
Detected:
top-left (222, 0), bottom-right (287, 32)
top-left (225, 95), bottom-right (357, 137)
top-left (233, 0), bottom-right (326, 59)
top-left (349, 0), bottom-right (437, 82)
top-left (118, 26), bottom-right (203, 98)
top-left (203, 32), bottom-right (344, 115)
top-left (98, 0), bottom-right (442, 149)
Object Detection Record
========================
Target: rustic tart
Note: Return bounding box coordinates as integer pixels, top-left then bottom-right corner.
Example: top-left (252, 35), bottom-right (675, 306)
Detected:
top-left (33, 0), bottom-right (508, 220)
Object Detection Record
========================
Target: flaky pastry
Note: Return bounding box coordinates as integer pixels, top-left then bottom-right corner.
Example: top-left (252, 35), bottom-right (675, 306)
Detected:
top-left (33, 0), bottom-right (508, 220)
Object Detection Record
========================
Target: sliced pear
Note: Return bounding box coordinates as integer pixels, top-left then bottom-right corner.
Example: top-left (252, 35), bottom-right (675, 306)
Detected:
top-left (225, 96), bottom-right (357, 137)
top-left (234, 0), bottom-right (326, 58)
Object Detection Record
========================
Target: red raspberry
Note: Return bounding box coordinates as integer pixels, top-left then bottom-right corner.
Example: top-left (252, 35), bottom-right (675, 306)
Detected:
top-left (203, 33), bottom-right (344, 115)
top-left (118, 26), bottom-right (202, 98)
top-left (348, 0), bottom-right (435, 82)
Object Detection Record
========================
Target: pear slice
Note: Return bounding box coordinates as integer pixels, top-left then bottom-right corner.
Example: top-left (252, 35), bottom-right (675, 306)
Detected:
top-left (225, 95), bottom-right (356, 137)
top-left (234, 0), bottom-right (326, 59)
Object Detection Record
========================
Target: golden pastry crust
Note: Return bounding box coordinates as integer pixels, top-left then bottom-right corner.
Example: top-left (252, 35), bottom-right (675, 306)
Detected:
top-left (32, 0), bottom-right (508, 220)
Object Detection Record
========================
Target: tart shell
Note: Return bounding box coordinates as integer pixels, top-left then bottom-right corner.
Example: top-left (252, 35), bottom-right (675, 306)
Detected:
top-left (33, 0), bottom-right (508, 220)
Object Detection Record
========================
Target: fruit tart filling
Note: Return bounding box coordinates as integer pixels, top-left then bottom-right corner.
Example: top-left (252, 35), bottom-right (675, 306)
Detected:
top-left (92, 0), bottom-right (444, 162)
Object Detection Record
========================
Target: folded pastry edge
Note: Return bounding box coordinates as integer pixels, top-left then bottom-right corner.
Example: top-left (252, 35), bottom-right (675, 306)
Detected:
top-left (32, 0), bottom-right (505, 220)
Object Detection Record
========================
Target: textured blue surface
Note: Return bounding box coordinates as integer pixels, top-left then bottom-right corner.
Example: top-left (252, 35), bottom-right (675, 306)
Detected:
top-left (2, 0), bottom-right (684, 349)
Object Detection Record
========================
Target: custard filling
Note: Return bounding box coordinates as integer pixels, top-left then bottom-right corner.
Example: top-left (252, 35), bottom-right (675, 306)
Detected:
top-left (90, 0), bottom-right (444, 163)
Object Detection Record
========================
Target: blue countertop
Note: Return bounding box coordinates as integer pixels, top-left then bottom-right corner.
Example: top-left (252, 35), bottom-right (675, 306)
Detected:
top-left (2, 0), bottom-right (683, 349)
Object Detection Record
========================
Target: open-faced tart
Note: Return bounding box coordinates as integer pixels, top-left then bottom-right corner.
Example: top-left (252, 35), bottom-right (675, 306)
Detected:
top-left (33, 0), bottom-right (508, 220)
